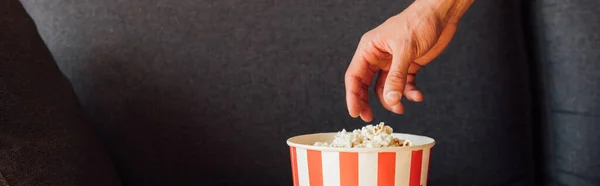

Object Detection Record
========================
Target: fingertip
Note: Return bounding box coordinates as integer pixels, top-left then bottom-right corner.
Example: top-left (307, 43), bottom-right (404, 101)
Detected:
top-left (406, 90), bottom-right (424, 102)
top-left (346, 93), bottom-right (361, 118)
top-left (391, 104), bottom-right (405, 114)
top-left (359, 106), bottom-right (373, 122)
top-left (405, 93), bottom-right (415, 102)
top-left (349, 112), bottom-right (359, 118)
top-left (348, 107), bottom-right (360, 118)
top-left (359, 113), bottom-right (373, 122)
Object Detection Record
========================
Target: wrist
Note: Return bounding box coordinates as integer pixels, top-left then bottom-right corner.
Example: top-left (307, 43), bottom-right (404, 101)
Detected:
top-left (419, 0), bottom-right (473, 23)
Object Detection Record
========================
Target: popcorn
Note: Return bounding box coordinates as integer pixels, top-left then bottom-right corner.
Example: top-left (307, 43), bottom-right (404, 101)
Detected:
top-left (314, 122), bottom-right (411, 148)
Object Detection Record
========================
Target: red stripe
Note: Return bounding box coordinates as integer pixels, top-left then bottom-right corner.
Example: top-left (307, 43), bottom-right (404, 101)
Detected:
top-left (409, 150), bottom-right (423, 186)
top-left (289, 147), bottom-right (299, 186)
top-left (307, 150), bottom-right (323, 186)
top-left (425, 149), bottom-right (432, 186)
top-left (339, 152), bottom-right (358, 186)
top-left (377, 152), bottom-right (396, 186)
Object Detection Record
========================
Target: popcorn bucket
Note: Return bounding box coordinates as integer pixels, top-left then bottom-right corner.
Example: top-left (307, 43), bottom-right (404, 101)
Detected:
top-left (287, 133), bottom-right (435, 186)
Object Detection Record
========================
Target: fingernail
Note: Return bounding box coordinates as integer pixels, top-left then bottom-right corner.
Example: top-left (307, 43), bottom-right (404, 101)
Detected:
top-left (385, 91), bottom-right (401, 105)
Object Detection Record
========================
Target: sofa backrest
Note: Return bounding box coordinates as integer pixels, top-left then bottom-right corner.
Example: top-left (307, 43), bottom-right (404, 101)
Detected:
top-left (17, 0), bottom-right (547, 185)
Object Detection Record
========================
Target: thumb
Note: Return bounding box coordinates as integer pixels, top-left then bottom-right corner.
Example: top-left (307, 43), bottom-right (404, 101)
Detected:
top-left (383, 40), bottom-right (414, 106)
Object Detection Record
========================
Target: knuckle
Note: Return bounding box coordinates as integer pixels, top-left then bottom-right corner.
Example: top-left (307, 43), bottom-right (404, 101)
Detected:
top-left (344, 73), bottom-right (354, 84)
top-left (345, 73), bottom-right (363, 86)
top-left (360, 31), bottom-right (373, 42)
top-left (360, 33), bottom-right (368, 41)
top-left (345, 71), bottom-right (357, 79)
top-left (387, 71), bottom-right (406, 84)
top-left (344, 71), bottom-right (351, 79)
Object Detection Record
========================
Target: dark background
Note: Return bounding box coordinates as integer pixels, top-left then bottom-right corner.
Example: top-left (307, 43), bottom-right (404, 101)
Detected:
top-left (1, 0), bottom-right (598, 185)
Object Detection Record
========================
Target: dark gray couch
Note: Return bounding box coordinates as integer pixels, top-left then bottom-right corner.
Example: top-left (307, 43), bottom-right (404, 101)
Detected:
top-left (1, 0), bottom-right (599, 185)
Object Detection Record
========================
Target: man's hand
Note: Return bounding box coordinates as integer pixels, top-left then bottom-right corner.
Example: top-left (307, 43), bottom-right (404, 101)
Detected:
top-left (345, 0), bottom-right (473, 122)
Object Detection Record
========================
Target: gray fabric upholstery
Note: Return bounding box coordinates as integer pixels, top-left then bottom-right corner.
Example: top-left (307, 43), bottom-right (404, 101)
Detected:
top-left (4, 0), bottom-right (598, 185)
top-left (533, 0), bottom-right (600, 185)
top-left (20, 0), bottom-right (535, 185)
top-left (0, 173), bottom-right (7, 186)
top-left (0, 0), bottom-right (121, 185)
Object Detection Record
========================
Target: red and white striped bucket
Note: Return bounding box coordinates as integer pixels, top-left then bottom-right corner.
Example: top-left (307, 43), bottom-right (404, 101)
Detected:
top-left (287, 133), bottom-right (435, 186)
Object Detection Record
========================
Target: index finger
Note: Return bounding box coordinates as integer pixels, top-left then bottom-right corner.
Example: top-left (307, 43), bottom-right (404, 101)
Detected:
top-left (345, 46), bottom-right (377, 122)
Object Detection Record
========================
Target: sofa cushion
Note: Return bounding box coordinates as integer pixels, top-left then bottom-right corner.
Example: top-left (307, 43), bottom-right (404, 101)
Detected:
top-left (0, 0), bottom-right (121, 185)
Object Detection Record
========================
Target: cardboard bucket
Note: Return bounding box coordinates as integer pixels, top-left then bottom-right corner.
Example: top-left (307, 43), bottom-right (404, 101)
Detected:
top-left (287, 133), bottom-right (435, 186)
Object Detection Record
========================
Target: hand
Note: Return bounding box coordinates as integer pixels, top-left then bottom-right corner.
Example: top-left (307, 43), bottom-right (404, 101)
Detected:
top-left (345, 0), bottom-right (473, 122)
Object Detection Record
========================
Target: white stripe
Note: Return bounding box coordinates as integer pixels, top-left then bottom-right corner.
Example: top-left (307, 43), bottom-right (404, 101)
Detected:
top-left (296, 148), bottom-right (310, 186)
top-left (321, 151), bottom-right (341, 186)
top-left (420, 148), bottom-right (431, 186)
top-left (358, 152), bottom-right (378, 186)
top-left (394, 151), bottom-right (411, 186)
